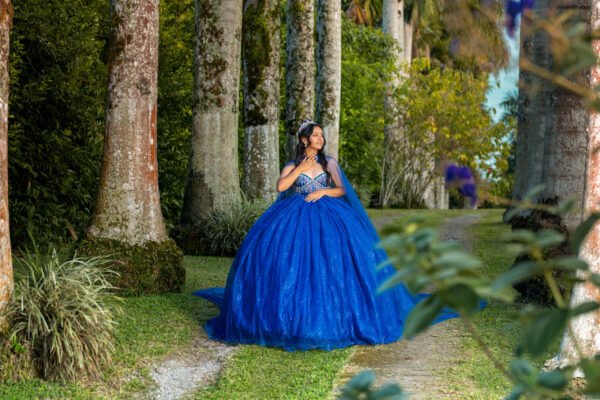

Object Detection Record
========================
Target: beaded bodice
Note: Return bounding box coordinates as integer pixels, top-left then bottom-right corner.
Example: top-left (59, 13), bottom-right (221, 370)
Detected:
top-left (293, 172), bottom-right (332, 194)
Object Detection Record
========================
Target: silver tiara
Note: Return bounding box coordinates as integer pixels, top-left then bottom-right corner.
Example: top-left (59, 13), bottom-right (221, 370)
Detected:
top-left (296, 119), bottom-right (317, 137)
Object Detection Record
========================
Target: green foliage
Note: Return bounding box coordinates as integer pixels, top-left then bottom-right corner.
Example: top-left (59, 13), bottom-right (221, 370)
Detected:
top-left (1, 247), bottom-right (118, 382)
top-left (78, 238), bottom-right (185, 296)
top-left (338, 370), bottom-right (406, 400)
top-left (339, 17), bottom-right (395, 202)
top-left (173, 197), bottom-right (270, 256)
top-left (7, 0), bottom-right (109, 249)
top-left (377, 200), bottom-right (600, 399)
top-left (157, 0), bottom-right (195, 229)
top-left (397, 58), bottom-right (510, 180)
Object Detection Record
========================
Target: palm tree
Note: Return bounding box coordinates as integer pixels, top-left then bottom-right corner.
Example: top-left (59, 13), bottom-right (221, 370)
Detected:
top-left (285, 0), bottom-right (315, 160)
top-left (0, 0), bottom-right (13, 319)
top-left (242, 0), bottom-right (281, 201)
top-left (87, 0), bottom-right (184, 295)
top-left (345, 0), bottom-right (382, 26)
top-left (181, 0), bottom-right (243, 221)
top-left (316, 0), bottom-right (342, 159)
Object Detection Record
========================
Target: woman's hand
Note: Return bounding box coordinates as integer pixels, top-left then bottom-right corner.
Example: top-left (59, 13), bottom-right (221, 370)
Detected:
top-left (296, 154), bottom-right (317, 173)
top-left (305, 189), bottom-right (327, 202)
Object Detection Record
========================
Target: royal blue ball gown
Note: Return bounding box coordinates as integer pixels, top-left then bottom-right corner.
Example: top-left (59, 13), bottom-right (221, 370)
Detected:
top-left (194, 157), bottom-right (455, 351)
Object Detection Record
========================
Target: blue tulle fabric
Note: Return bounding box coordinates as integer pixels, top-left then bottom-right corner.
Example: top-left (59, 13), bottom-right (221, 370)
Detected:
top-left (193, 156), bottom-right (457, 351)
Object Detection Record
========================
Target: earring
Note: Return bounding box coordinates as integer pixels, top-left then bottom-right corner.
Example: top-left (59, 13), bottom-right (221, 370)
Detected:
top-left (304, 143), bottom-right (307, 148)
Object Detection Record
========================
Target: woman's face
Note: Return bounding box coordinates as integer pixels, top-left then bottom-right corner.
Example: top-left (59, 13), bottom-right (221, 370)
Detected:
top-left (304, 126), bottom-right (324, 151)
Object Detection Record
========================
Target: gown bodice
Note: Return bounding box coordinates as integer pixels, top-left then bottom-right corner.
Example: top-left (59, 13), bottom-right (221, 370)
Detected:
top-left (293, 172), bottom-right (333, 195)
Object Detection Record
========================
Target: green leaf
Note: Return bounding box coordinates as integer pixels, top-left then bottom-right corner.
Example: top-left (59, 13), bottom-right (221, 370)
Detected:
top-left (571, 213), bottom-right (600, 252)
top-left (371, 384), bottom-right (407, 399)
top-left (504, 384), bottom-right (526, 400)
top-left (432, 251), bottom-right (482, 270)
top-left (510, 359), bottom-right (537, 380)
top-left (440, 284), bottom-right (479, 315)
top-left (501, 230), bottom-right (537, 244)
top-left (569, 301), bottom-right (600, 317)
top-left (523, 184), bottom-right (545, 201)
top-left (550, 198), bottom-right (576, 217)
top-left (581, 359), bottom-right (600, 394)
top-left (344, 370), bottom-right (376, 392)
top-left (492, 261), bottom-right (538, 291)
top-left (590, 273), bottom-right (600, 287)
top-left (537, 370), bottom-right (569, 391)
top-left (520, 309), bottom-right (568, 357)
top-left (535, 230), bottom-right (565, 249)
top-left (403, 296), bottom-right (443, 339)
top-left (378, 270), bottom-right (414, 293)
top-left (549, 256), bottom-right (588, 271)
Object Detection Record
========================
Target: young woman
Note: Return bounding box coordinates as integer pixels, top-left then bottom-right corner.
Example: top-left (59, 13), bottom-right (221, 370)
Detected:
top-left (194, 120), bottom-right (454, 351)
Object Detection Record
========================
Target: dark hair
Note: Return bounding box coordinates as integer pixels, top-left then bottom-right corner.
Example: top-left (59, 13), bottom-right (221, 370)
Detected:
top-left (294, 122), bottom-right (331, 183)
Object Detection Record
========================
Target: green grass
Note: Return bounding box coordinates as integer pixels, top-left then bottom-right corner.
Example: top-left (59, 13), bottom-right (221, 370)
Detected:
top-left (2, 209), bottom-right (506, 400)
top-left (196, 347), bottom-right (351, 400)
top-left (442, 209), bottom-right (562, 399)
top-left (1, 256), bottom-right (231, 400)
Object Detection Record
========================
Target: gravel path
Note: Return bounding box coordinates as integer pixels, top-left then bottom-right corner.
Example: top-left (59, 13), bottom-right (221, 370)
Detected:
top-left (332, 212), bottom-right (481, 399)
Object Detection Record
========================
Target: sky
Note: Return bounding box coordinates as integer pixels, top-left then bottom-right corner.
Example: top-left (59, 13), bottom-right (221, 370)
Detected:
top-left (485, 26), bottom-right (520, 121)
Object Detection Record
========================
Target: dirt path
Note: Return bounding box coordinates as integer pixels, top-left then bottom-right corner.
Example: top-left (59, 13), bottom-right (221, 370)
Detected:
top-left (147, 331), bottom-right (237, 400)
top-left (332, 212), bottom-right (481, 399)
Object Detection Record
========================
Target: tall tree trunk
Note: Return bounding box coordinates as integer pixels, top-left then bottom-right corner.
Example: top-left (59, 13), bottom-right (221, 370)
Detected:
top-left (512, 0), bottom-right (550, 204)
top-left (540, 1), bottom-right (589, 232)
top-left (380, 0), bottom-right (406, 207)
top-left (316, 0), bottom-right (341, 159)
top-left (0, 0), bottom-right (13, 320)
top-left (181, 0), bottom-right (243, 223)
top-left (88, 0), bottom-right (166, 245)
top-left (285, 0), bottom-right (314, 161)
top-left (85, 0), bottom-right (184, 295)
top-left (556, 0), bottom-right (600, 368)
top-left (241, 0), bottom-right (281, 201)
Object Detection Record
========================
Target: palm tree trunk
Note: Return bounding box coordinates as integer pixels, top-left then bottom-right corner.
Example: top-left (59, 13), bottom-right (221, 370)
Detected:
top-left (285, 0), bottom-right (314, 160)
top-left (540, 1), bottom-right (589, 232)
top-left (0, 0), bottom-right (13, 320)
top-left (181, 0), bottom-right (243, 223)
top-left (85, 0), bottom-right (184, 295)
top-left (242, 0), bottom-right (281, 201)
top-left (316, 0), bottom-right (341, 159)
top-left (512, 0), bottom-right (550, 204)
top-left (88, 0), bottom-right (166, 245)
top-left (556, 0), bottom-right (600, 368)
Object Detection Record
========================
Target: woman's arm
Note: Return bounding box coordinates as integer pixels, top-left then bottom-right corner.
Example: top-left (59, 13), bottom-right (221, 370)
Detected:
top-left (276, 155), bottom-right (318, 192)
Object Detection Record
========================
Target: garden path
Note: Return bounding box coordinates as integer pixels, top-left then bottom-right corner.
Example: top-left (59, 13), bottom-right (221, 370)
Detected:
top-left (331, 212), bottom-right (481, 399)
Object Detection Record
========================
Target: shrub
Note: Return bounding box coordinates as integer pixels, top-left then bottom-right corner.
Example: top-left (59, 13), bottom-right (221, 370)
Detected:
top-left (172, 197), bottom-right (270, 257)
top-left (202, 198), bottom-right (270, 256)
top-left (1, 248), bottom-right (119, 382)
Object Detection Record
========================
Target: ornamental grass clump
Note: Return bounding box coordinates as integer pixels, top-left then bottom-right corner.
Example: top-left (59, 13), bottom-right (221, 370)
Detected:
top-left (203, 197), bottom-right (270, 256)
top-left (2, 248), bottom-right (119, 382)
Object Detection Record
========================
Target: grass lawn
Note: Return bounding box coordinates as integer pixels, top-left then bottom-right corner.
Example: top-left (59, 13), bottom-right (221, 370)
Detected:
top-left (1, 208), bottom-right (560, 399)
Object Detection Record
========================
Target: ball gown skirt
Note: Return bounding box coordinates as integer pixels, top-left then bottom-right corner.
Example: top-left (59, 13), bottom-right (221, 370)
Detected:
top-left (194, 171), bottom-right (455, 351)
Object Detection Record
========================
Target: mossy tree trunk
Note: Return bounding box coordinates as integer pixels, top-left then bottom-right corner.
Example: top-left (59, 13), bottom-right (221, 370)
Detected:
top-left (316, 0), bottom-right (341, 159)
top-left (86, 0), bottom-right (184, 295)
top-left (181, 0), bottom-right (242, 222)
top-left (241, 0), bottom-right (280, 202)
top-left (0, 0), bottom-right (13, 320)
top-left (89, 0), bottom-right (165, 244)
top-left (380, 0), bottom-right (404, 207)
top-left (539, 2), bottom-right (589, 232)
top-left (285, 0), bottom-right (314, 160)
top-left (557, 0), bottom-right (600, 367)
